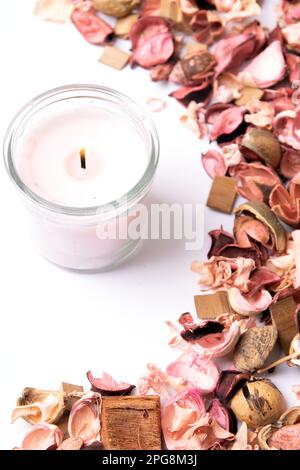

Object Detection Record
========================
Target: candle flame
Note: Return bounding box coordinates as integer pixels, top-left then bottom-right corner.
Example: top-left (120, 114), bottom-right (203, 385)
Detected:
top-left (80, 147), bottom-right (86, 170)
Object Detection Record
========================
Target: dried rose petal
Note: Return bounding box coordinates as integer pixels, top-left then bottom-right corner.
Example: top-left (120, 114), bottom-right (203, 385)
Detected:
top-left (216, 370), bottom-right (250, 402)
top-left (87, 371), bottom-right (135, 395)
top-left (130, 17), bottom-right (174, 69)
top-left (21, 423), bottom-right (64, 450)
top-left (202, 150), bottom-right (227, 178)
top-left (210, 106), bottom-right (246, 141)
top-left (180, 320), bottom-right (225, 343)
top-left (170, 81), bottom-right (212, 106)
top-left (234, 214), bottom-right (271, 248)
top-left (270, 172), bottom-right (300, 227)
top-left (208, 227), bottom-right (234, 257)
top-left (207, 399), bottom-right (237, 433)
top-left (190, 10), bottom-right (224, 45)
top-left (268, 423), bottom-right (300, 450)
top-left (228, 287), bottom-right (273, 316)
top-left (57, 437), bottom-right (84, 450)
top-left (246, 267), bottom-right (281, 296)
top-left (180, 101), bottom-right (207, 138)
top-left (191, 320), bottom-right (241, 358)
top-left (245, 99), bottom-right (275, 129)
top-left (280, 145), bottom-right (300, 179)
top-left (273, 107), bottom-right (300, 151)
top-left (162, 388), bottom-right (206, 450)
top-left (68, 392), bottom-right (101, 446)
top-left (283, 23), bottom-right (300, 53)
top-left (213, 34), bottom-right (257, 76)
top-left (71, 1), bottom-right (114, 45)
top-left (34, 0), bottom-right (74, 23)
top-left (240, 41), bottom-right (286, 88)
top-left (166, 350), bottom-right (220, 394)
top-left (286, 53), bottom-right (300, 83)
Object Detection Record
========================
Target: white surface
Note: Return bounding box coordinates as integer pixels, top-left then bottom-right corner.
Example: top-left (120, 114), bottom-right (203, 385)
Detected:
top-left (0, 0), bottom-right (298, 450)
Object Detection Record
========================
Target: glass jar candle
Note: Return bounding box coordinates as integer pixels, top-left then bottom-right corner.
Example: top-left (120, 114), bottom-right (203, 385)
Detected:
top-left (3, 84), bottom-right (159, 271)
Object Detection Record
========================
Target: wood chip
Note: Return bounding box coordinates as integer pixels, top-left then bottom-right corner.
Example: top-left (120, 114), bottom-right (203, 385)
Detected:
top-left (99, 46), bottom-right (131, 70)
top-left (186, 41), bottom-right (208, 55)
top-left (207, 176), bottom-right (238, 214)
top-left (270, 297), bottom-right (298, 354)
top-left (101, 396), bottom-right (161, 450)
top-left (160, 0), bottom-right (183, 23)
top-left (194, 291), bottom-right (236, 319)
top-left (61, 382), bottom-right (84, 410)
top-left (235, 86), bottom-right (264, 106)
top-left (115, 14), bottom-right (139, 38)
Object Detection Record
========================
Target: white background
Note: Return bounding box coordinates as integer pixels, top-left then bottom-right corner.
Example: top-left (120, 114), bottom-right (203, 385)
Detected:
top-left (0, 0), bottom-right (298, 450)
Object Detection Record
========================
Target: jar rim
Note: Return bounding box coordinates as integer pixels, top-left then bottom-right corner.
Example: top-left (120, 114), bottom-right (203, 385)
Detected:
top-left (3, 84), bottom-right (160, 217)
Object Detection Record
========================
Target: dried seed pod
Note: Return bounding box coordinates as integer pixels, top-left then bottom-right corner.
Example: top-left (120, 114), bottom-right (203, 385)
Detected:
top-left (257, 423), bottom-right (280, 450)
top-left (280, 406), bottom-right (300, 426)
top-left (235, 201), bottom-right (287, 253)
top-left (216, 370), bottom-right (250, 402)
top-left (230, 378), bottom-right (286, 429)
top-left (241, 128), bottom-right (281, 168)
top-left (92, 0), bottom-right (139, 18)
top-left (12, 388), bottom-right (66, 425)
top-left (233, 325), bottom-right (278, 372)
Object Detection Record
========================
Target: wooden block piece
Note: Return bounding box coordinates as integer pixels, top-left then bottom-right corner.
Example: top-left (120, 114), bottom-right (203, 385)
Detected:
top-left (207, 176), bottom-right (237, 214)
top-left (270, 297), bottom-right (298, 354)
top-left (115, 15), bottom-right (139, 38)
top-left (99, 46), bottom-right (131, 70)
top-left (101, 396), bottom-right (161, 450)
top-left (195, 291), bottom-right (236, 319)
top-left (160, 0), bottom-right (183, 23)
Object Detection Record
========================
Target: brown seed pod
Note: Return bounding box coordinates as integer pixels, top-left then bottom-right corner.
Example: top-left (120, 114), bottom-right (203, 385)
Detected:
top-left (234, 201), bottom-right (287, 253)
top-left (258, 407), bottom-right (300, 450)
top-left (230, 378), bottom-right (286, 429)
top-left (92, 0), bottom-right (139, 18)
top-left (233, 325), bottom-right (278, 372)
top-left (289, 333), bottom-right (300, 367)
top-left (12, 388), bottom-right (66, 425)
top-left (241, 128), bottom-right (281, 168)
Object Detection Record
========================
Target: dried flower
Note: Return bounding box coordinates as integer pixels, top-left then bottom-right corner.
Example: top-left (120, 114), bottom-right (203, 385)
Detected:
top-left (12, 388), bottom-right (66, 425)
top-left (87, 371), bottom-right (135, 395)
top-left (68, 392), bottom-right (101, 446)
top-left (20, 423), bottom-right (64, 450)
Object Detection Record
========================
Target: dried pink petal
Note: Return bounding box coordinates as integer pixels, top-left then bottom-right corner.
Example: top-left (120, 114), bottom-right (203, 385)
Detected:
top-left (21, 423), bottom-right (63, 450)
top-left (180, 101), bottom-right (208, 138)
top-left (222, 0), bottom-right (261, 22)
top-left (222, 143), bottom-right (243, 167)
top-left (170, 81), bottom-right (212, 105)
top-left (208, 227), bottom-right (235, 257)
top-left (138, 364), bottom-right (186, 399)
top-left (213, 34), bottom-right (257, 76)
top-left (201, 150), bottom-right (227, 178)
top-left (228, 287), bottom-right (273, 316)
top-left (292, 384), bottom-right (300, 405)
top-left (34, 0), bottom-right (74, 23)
top-left (240, 41), bottom-right (286, 88)
top-left (231, 162), bottom-right (281, 203)
top-left (273, 107), bottom-right (300, 150)
top-left (280, 145), bottom-right (300, 179)
top-left (231, 422), bottom-right (258, 450)
top-left (162, 388), bottom-right (206, 450)
top-left (57, 437), bottom-right (84, 450)
top-left (71, 1), bottom-right (113, 45)
top-left (216, 370), bottom-right (250, 402)
top-left (282, 23), bottom-right (300, 53)
top-left (270, 173), bottom-right (300, 227)
top-left (166, 350), bottom-right (220, 394)
top-left (210, 106), bottom-right (245, 141)
top-left (269, 423), bottom-right (300, 450)
top-left (207, 399), bottom-right (237, 433)
top-left (245, 99), bottom-right (275, 129)
top-left (68, 392), bottom-right (101, 446)
top-left (190, 320), bottom-right (241, 358)
top-left (130, 17), bottom-right (174, 69)
top-left (246, 267), bottom-right (281, 297)
top-left (87, 371), bottom-right (135, 395)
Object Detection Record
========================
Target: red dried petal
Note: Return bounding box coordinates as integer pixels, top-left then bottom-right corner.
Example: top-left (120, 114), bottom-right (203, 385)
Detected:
top-left (210, 106), bottom-right (245, 141)
top-left (87, 371), bottom-right (135, 395)
top-left (130, 17), bottom-right (174, 69)
top-left (170, 82), bottom-right (212, 106)
top-left (208, 227), bottom-right (235, 257)
top-left (207, 399), bottom-right (237, 433)
top-left (246, 267), bottom-right (281, 297)
top-left (71, 1), bottom-right (113, 45)
top-left (216, 370), bottom-right (250, 402)
top-left (202, 150), bottom-right (227, 179)
top-left (213, 34), bottom-right (257, 76)
top-left (280, 145), bottom-right (300, 179)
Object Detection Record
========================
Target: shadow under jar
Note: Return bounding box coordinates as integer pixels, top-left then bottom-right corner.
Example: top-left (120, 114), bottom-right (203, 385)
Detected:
top-left (3, 85), bottom-right (159, 271)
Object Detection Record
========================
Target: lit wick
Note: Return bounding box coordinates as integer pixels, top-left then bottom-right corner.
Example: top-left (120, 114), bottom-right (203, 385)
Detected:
top-left (80, 147), bottom-right (86, 170)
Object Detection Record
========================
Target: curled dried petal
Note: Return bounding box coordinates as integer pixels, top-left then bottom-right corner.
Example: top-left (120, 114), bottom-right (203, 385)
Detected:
top-left (87, 371), bottom-right (135, 395)
top-left (130, 17), bottom-right (174, 69)
top-left (21, 423), bottom-right (64, 450)
top-left (68, 392), bottom-right (101, 446)
top-left (180, 101), bottom-right (207, 138)
top-left (208, 227), bottom-right (235, 257)
top-left (216, 370), bottom-right (251, 402)
top-left (228, 287), bottom-right (273, 316)
top-left (71, 1), bottom-right (114, 45)
top-left (207, 399), bottom-right (237, 433)
top-left (245, 99), bottom-right (275, 129)
top-left (137, 363), bottom-right (186, 398)
top-left (213, 34), bottom-right (257, 76)
top-left (201, 150), bottom-right (227, 178)
top-left (166, 350), bottom-right (220, 394)
top-left (210, 106), bottom-right (245, 141)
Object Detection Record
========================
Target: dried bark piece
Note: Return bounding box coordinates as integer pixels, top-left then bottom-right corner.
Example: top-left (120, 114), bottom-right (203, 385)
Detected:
top-left (233, 325), bottom-right (278, 372)
top-left (101, 396), bottom-right (161, 450)
top-left (194, 291), bottom-right (236, 319)
top-left (241, 128), bottom-right (282, 168)
top-left (115, 14), bottom-right (139, 38)
top-left (160, 0), bottom-right (183, 23)
top-left (270, 297), bottom-right (298, 354)
top-left (99, 46), bottom-right (131, 70)
top-left (207, 176), bottom-right (237, 214)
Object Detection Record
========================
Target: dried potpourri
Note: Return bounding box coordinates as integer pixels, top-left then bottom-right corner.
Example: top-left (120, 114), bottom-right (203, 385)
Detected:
top-left (29, 0), bottom-right (300, 451)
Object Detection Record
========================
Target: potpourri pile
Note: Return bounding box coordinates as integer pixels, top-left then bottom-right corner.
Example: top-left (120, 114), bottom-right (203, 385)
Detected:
top-left (12, 0), bottom-right (300, 450)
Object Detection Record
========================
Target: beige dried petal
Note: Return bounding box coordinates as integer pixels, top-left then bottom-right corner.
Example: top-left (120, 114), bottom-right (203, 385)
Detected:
top-left (34, 0), bottom-right (74, 23)
top-left (12, 388), bottom-right (66, 425)
top-left (92, 0), bottom-right (139, 18)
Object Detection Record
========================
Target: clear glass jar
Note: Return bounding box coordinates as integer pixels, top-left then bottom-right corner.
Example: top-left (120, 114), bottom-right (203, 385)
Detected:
top-left (3, 84), bottom-right (159, 271)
